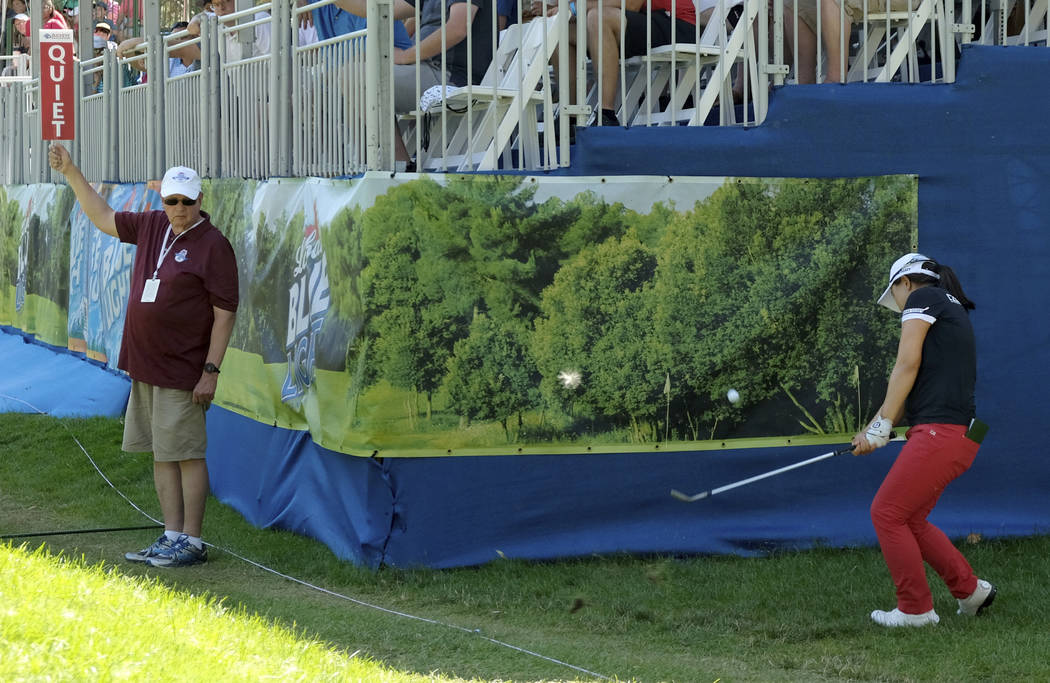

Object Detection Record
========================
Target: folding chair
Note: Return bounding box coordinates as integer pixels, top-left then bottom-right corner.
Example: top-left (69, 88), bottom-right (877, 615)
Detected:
top-left (418, 16), bottom-right (561, 171)
top-left (847, 0), bottom-right (954, 82)
top-left (624, 0), bottom-right (761, 127)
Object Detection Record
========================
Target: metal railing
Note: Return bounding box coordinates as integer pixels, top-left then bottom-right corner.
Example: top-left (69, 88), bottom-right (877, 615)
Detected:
top-left (0, 0), bottom-right (1045, 184)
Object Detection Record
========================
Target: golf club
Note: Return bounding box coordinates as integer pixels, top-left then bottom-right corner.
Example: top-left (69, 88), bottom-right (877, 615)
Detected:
top-left (670, 444), bottom-right (858, 503)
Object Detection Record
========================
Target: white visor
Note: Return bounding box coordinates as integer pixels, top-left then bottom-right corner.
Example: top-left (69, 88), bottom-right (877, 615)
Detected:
top-left (876, 253), bottom-right (940, 312)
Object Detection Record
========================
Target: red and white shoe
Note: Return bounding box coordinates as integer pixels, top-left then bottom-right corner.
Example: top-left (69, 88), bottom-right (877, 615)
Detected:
top-left (870, 608), bottom-right (940, 627)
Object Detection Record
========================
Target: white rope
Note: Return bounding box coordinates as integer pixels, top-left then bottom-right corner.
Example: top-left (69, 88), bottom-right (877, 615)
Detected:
top-left (1, 392), bottom-right (612, 681)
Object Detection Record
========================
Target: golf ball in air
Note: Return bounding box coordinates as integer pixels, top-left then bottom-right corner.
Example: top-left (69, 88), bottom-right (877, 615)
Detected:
top-left (727, 389), bottom-right (740, 404)
top-left (558, 370), bottom-right (582, 389)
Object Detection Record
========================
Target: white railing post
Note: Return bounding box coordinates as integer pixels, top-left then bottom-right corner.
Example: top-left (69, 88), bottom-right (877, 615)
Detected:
top-left (269, 0), bottom-right (292, 176)
top-left (143, 3), bottom-right (163, 180)
top-left (366, 0), bottom-right (395, 171)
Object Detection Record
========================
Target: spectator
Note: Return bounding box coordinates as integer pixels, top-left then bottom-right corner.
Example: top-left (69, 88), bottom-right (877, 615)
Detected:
top-left (312, 2), bottom-right (413, 49)
top-left (117, 21), bottom-right (201, 79)
top-left (556, 0), bottom-right (701, 127)
top-left (188, 0), bottom-right (271, 60)
top-left (11, 14), bottom-right (30, 50)
top-left (788, 0), bottom-right (918, 83)
top-left (41, 0), bottom-right (70, 29)
top-left (1, 46), bottom-right (30, 77)
top-left (94, 20), bottom-right (116, 50)
top-left (334, 0), bottom-right (496, 164)
top-left (296, 0), bottom-right (318, 46)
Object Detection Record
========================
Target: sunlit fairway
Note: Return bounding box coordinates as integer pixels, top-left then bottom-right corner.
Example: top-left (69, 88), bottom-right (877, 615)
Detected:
top-left (0, 543), bottom-right (473, 682)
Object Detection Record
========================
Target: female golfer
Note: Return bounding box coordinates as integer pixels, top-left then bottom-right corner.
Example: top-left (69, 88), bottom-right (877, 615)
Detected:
top-left (852, 253), bottom-right (995, 627)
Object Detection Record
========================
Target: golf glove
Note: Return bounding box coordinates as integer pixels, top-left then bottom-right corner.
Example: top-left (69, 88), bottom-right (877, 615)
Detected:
top-left (865, 415), bottom-right (893, 448)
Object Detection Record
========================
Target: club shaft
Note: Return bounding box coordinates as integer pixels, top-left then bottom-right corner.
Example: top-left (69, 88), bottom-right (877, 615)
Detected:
top-left (707, 447), bottom-right (850, 497)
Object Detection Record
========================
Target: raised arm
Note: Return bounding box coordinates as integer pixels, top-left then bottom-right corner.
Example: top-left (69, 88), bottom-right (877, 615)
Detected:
top-left (334, 0), bottom-right (420, 21)
top-left (394, 2), bottom-right (478, 63)
top-left (47, 143), bottom-right (117, 238)
top-left (115, 37), bottom-right (148, 73)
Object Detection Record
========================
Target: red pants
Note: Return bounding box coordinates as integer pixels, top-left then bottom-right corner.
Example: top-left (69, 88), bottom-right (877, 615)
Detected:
top-left (870, 424), bottom-right (980, 614)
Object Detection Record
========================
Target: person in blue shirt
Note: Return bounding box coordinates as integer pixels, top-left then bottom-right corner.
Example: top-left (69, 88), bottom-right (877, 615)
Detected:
top-left (312, 2), bottom-right (413, 49)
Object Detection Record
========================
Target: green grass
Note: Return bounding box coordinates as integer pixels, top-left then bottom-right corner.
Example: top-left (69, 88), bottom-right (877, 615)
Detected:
top-left (2, 412), bottom-right (1049, 682)
top-left (0, 544), bottom-right (466, 682)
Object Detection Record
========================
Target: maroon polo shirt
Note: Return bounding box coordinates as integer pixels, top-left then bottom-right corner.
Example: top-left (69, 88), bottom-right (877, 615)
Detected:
top-left (114, 210), bottom-right (239, 391)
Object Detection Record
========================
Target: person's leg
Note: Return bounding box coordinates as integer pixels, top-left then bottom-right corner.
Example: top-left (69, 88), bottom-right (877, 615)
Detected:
top-left (587, 4), bottom-right (625, 113)
top-left (393, 61), bottom-right (445, 162)
top-left (789, 12), bottom-right (818, 82)
top-left (552, 16), bottom-right (579, 105)
top-left (820, 0), bottom-right (849, 82)
top-left (870, 425), bottom-right (978, 614)
top-left (905, 428), bottom-right (981, 599)
top-left (154, 460), bottom-right (185, 533)
top-left (179, 459), bottom-right (210, 539)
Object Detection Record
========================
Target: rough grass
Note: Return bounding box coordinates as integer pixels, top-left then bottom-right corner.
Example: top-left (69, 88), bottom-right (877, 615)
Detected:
top-left (2, 412), bottom-right (1049, 682)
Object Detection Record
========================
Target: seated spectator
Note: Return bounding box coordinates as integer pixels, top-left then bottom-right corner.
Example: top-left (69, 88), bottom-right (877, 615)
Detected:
top-left (313, 2), bottom-right (413, 49)
top-left (117, 22), bottom-right (201, 79)
top-left (556, 0), bottom-right (701, 127)
top-left (334, 0), bottom-right (496, 164)
top-left (788, 0), bottom-right (917, 83)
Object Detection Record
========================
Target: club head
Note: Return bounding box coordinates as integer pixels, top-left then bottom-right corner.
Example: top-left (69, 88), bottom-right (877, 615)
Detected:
top-left (670, 489), bottom-right (709, 502)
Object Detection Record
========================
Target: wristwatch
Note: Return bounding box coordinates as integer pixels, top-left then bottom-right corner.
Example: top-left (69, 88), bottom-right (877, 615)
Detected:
top-left (203, 362), bottom-right (221, 374)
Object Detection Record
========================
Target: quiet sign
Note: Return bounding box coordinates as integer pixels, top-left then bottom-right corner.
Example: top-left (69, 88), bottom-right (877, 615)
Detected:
top-left (40, 29), bottom-right (75, 141)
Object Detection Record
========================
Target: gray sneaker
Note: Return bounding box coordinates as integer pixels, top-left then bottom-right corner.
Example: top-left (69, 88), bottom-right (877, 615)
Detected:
top-left (957, 579), bottom-right (997, 616)
top-left (146, 535), bottom-right (208, 568)
top-left (124, 534), bottom-right (176, 563)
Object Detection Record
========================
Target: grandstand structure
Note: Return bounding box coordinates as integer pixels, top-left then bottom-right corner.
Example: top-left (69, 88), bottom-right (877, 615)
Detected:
top-left (2, 0), bottom-right (1045, 182)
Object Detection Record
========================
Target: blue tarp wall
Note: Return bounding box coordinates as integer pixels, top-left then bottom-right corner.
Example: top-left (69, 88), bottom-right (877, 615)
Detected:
top-left (4, 45), bottom-right (1048, 568)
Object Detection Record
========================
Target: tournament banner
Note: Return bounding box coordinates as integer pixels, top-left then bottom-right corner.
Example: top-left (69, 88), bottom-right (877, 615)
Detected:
top-left (205, 173), bottom-right (917, 457)
top-left (0, 184), bottom-right (73, 346)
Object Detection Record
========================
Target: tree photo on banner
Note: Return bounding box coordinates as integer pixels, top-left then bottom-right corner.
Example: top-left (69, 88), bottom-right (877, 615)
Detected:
top-left (203, 174), bottom-right (916, 456)
top-left (0, 184), bottom-right (73, 347)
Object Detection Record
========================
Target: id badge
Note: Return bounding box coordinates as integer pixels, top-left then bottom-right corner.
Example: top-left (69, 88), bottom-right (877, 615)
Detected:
top-left (141, 278), bottom-right (160, 303)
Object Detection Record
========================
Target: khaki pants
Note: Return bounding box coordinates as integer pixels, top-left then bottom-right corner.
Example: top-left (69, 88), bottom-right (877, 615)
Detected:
top-left (122, 381), bottom-right (207, 462)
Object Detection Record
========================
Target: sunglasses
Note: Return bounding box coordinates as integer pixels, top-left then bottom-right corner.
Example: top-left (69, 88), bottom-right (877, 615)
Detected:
top-left (163, 197), bottom-right (197, 206)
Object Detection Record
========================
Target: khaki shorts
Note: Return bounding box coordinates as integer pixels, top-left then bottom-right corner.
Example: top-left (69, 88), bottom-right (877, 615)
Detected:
top-left (123, 381), bottom-right (207, 462)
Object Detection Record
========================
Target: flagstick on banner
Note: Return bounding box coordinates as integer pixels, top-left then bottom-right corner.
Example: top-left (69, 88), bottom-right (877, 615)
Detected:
top-left (39, 28), bottom-right (75, 141)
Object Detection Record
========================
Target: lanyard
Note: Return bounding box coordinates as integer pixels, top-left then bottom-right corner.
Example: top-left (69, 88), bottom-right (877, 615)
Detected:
top-left (153, 218), bottom-right (204, 279)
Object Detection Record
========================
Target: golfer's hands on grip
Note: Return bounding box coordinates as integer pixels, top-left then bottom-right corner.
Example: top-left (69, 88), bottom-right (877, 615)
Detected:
top-left (48, 143), bottom-right (71, 174)
top-left (851, 415), bottom-right (893, 455)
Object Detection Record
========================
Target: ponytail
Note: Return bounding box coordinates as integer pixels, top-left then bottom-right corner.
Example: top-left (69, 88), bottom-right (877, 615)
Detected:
top-left (931, 263), bottom-right (976, 310)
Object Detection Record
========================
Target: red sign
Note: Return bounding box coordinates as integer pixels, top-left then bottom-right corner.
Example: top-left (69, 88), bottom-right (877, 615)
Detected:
top-left (40, 29), bottom-right (75, 140)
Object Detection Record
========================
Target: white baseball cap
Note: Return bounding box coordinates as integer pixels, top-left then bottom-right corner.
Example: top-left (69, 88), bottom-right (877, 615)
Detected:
top-left (160, 166), bottom-right (202, 200)
top-left (877, 252), bottom-right (940, 312)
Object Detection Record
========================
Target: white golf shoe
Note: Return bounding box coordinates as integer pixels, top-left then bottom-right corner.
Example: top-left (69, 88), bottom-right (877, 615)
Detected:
top-left (957, 579), bottom-right (997, 616)
top-left (870, 608), bottom-right (940, 627)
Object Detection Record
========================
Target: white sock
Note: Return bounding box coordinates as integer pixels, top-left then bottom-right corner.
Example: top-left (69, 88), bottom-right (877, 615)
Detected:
top-left (164, 530), bottom-right (181, 542)
top-left (186, 536), bottom-right (203, 550)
